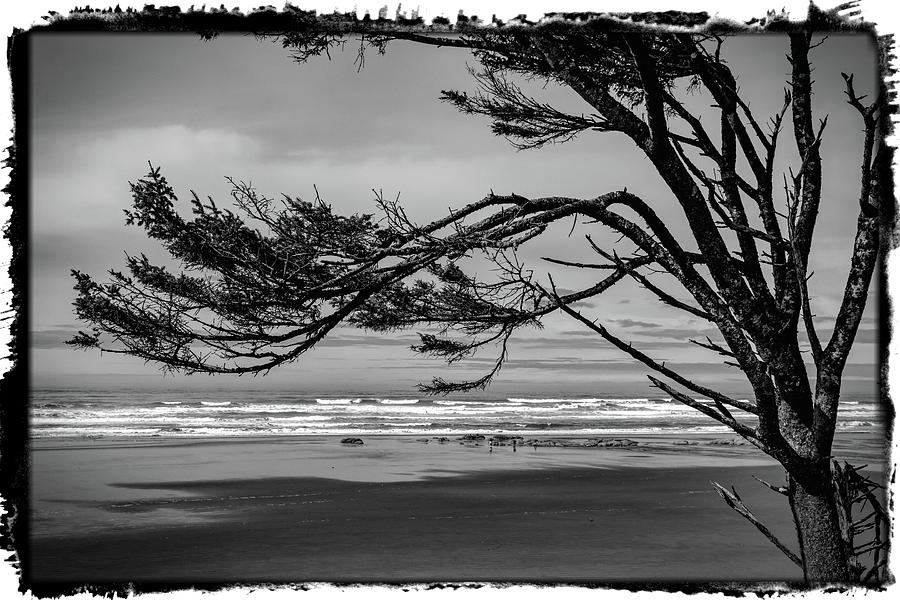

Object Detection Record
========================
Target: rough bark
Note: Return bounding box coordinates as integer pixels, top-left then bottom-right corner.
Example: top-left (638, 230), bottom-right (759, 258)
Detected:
top-left (788, 462), bottom-right (851, 584)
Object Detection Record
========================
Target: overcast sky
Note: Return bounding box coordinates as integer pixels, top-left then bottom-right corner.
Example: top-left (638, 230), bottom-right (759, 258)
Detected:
top-left (29, 31), bottom-right (879, 395)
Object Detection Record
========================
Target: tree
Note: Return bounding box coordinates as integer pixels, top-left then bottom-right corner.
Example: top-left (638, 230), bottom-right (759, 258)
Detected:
top-left (68, 13), bottom-right (890, 586)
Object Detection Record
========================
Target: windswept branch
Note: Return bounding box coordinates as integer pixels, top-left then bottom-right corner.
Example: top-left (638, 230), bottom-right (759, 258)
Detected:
top-left (72, 168), bottom-right (714, 388)
top-left (441, 68), bottom-right (613, 150)
top-left (541, 279), bottom-right (758, 416)
top-left (647, 377), bottom-right (760, 443)
top-left (712, 482), bottom-right (803, 568)
top-left (587, 243), bottom-right (712, 321)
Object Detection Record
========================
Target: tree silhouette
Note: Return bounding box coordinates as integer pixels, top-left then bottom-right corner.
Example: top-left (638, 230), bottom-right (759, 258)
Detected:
top-left (69, 15), bottom-right (890, 585)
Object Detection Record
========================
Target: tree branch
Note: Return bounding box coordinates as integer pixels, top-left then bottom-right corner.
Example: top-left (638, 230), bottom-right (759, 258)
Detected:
top-left (648, 376), bottom-right (760, 440)
top-left (541, 278), bottom-right (758, 416)
top-left (441, 67), bottom-right (613, 150)
top-left (788, 32), bottom-right (824, 270)
top-left (711, 481), bottom-right (803, 568)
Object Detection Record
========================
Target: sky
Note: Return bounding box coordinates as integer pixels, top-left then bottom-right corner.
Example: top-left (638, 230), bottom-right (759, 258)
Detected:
top-left (27, 23), bottom-right (881, 396)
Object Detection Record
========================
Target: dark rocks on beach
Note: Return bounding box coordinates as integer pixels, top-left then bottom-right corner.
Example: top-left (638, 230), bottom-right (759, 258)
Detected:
top-left (459, 434), bottom-right (485, 441)
top-left (522, 439), bottom-right (563, 447)
top-left (599, 439), bottom-right (638, 447)
top-left (522, 438), bottom-right (639, 448)
top-left (708, 439), bottom-right (747, 446)
top-left (674, 440), bottom-right (700, 446)
top-left (584, 438), bottom-right (638, 447)
top-left (433, 437), bottom-right (450, 443)
top-left (488, 435), bottom-right (524, 446)
top-left (340, 437), bottom-right (364, 445)
top-left (521, 438), bottom-right (556, 447)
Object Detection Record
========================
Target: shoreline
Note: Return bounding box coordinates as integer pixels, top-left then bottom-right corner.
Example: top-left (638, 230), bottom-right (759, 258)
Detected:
top-left (30, 430), bottom-right (890, 466)
top-left (31, 430), bottom-right (768, 447)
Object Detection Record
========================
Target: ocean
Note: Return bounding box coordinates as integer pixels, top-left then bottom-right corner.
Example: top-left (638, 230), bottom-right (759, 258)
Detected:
top-left (29, 388), bottom-right (885, 439)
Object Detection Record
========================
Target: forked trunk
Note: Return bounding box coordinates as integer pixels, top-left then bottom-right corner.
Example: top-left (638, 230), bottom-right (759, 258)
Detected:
top-left (788, 464), bottom-right (850, 585)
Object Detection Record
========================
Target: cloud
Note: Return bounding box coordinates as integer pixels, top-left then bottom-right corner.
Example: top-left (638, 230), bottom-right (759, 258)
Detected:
top-left (850, 327), bottom-right (878, 344)
top-left (516, 337), bottom-right (610, 350)
top-left (32, 125), bottom-right (265, 236)
top-left (442, 355), bottom-right (750, 380)
top-left (38, 125), bottom-right (263, 172)
top-left (560, 316), bottom-right (723, 341)
top-left (610, 318), bottom-right (660, 329)
top-left (840, 363), bottom-right (879, 381)
top-left (600, 320), bottom-right (722, 340)
top-left (463, 355), bottom-right (626, 367)
top-left (637, 327), bottom-right (722, 339)
top-left (31, 327), bottom-right (79, 350)
top-left (317, 332), bottom-right (421, 348)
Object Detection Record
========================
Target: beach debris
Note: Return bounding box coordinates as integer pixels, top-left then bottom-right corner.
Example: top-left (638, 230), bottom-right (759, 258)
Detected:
top-left (488, 435), bottom-right (524, 447)
top-left (597, 438), bottom-right (637, 447)
top-left (708, 438), bottom-right (747, 446)
top-left (157, 426), bottom-right (184, 433)
top-left (521, 438), bottom-right (638, 448)
top-left (340, 437), bottom-right (364, 445)
top-left (491, 434), bottom-right (523, 441)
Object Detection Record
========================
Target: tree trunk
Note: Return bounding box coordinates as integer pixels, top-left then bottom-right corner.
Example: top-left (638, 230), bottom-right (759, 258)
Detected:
top-left (788, 463), bottom-right (850, 585)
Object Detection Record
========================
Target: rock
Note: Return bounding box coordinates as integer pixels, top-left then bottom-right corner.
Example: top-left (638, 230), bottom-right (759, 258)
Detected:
top-left (523, 438), bottom-right (572, 447)
top-left (340, 437), bottom-right (364, 445)
top-left (433, 436), bottom-right (450, 443)
top-left (514, 437), bottom-right (638, 448)
top-left (489, 434), bottom-right (524, 446)
top-left (460, 434), bottom-right (485, 441)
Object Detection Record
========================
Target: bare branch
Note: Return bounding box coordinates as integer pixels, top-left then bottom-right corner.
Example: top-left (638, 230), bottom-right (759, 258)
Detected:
top-left (787, 32), bottom-right (824, 270)
top-left (711, 481), bottom-right (803, 568)
top-left (541, 278), bottom-right (757, 416)
top-left (689, 337), bottom-right (736, 359)
top-left (814, 80), bottom-right (884, 443)
top-left (753, 474), bottom-right (789, 495)
top-left (588, 242), bottom-right (713, 321)
top-left (540, 256), bottom-right (618, 270)
top-left (648, 376), bottom-right (760, 441)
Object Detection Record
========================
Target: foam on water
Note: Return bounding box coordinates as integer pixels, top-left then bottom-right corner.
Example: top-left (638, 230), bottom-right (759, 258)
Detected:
top-left (30, 388), bottom-right (884, 439)
top-left (315, 398), bottom-right (363, 405)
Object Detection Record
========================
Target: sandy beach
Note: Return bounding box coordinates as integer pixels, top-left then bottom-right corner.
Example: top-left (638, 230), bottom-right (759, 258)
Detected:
top-left (27, 432), bottom-right (889, 586)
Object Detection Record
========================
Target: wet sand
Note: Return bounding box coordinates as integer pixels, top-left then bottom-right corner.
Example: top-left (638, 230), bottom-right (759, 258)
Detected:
top-left (27, 432), bottom-right (888, 586)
